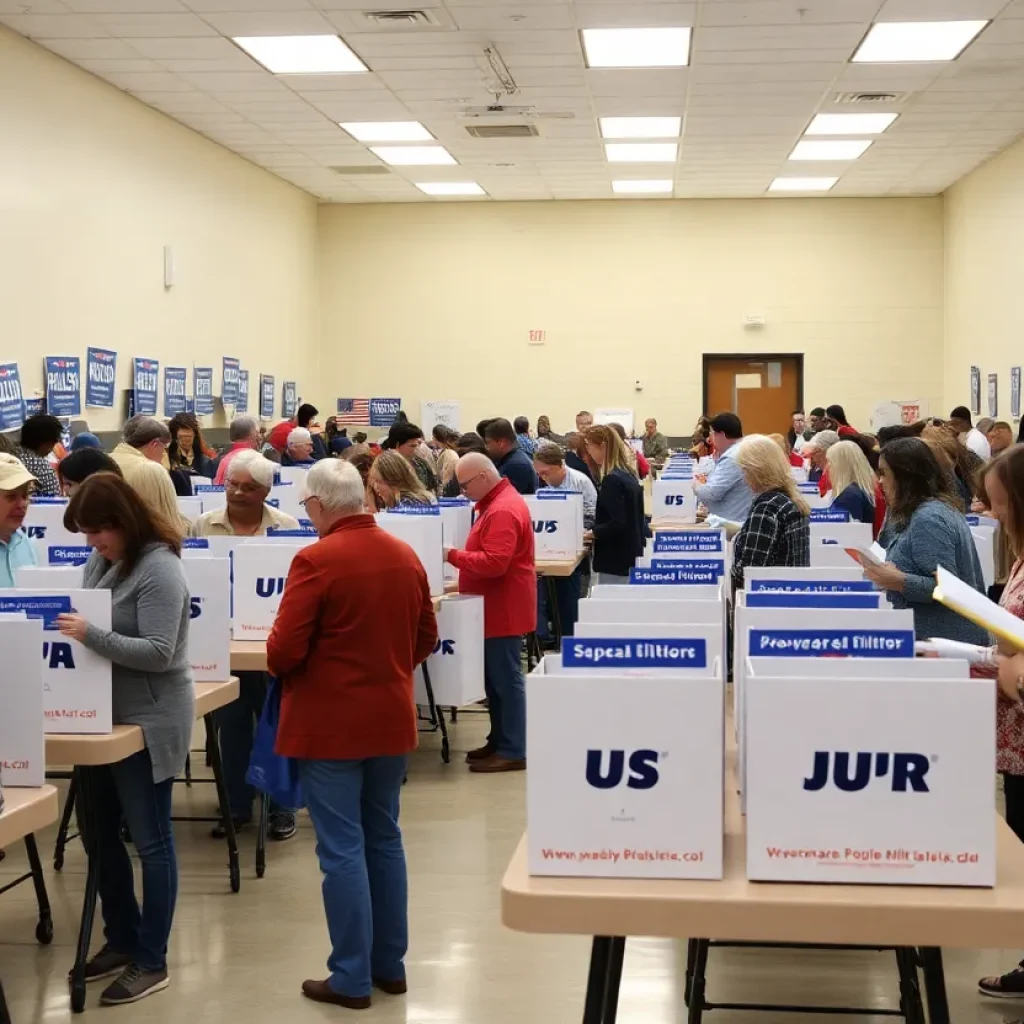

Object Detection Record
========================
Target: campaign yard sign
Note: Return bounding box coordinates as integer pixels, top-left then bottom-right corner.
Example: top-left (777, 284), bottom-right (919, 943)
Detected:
top-left (85, 348), bottom-right (117, 408)
top-left (44, 356), bottom-right (81, 417)
top-left (132, 357), bottom-right (159, 415)
top-left (259, 374), bottom-right (275, 419)
top-left (369, 397), bottom-right (400, 427)
top-left (0, 361), bottom-right (25, 431)
top-left (164, 366), bottom-right (187, 416)
top-left (236, 369), bottom-right (249, 413)
top-left (222, 356), bottom-right (240, 407)
top-left (194, 367), bottom-right (214, 416)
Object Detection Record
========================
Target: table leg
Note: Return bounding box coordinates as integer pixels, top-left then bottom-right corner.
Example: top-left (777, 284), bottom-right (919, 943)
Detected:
top-left (69, 767), bottom-right (101, 1014)
top-left (53, 774), bottom-right (77, 872)
top-left (687, 939), bottom-right (710, 1024)
top-left (255, 794), bottom-right (268, 880)
top-left (546, 576), bottom-right (563, 646)
top-left (919, 947), bottom-right (950, 1024)
top-left (204, 713), bottom-right (241, 894)
top-left (0, 979), bottom-right (11, 1024)
top-left (684, 938), bottom-right (697, 1006)
top-left (604, 937), bottom-right (625, 1024)
top-left (23, 835), bottom-right (53, 945)
top-left (582, 937), bottom-right (612, 1024)
top-left (895, 947), bottom-right (924, 1024)
top-left (420, 662), bottom-right (450, 764)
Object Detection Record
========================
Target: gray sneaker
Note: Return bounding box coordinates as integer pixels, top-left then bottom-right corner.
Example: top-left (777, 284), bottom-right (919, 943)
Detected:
top-left (100, 964), bottom-right (170, 1005)
top-left (70, 945), bottom-right (134, 983)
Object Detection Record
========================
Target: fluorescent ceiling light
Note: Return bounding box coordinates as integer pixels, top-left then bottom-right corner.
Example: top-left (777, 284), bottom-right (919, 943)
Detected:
top-left (340, 121), bottom-right (433, 142)
top-left (789, 139), bottom-right (872, 161)
top-left (612, 180), bottom-right (673, 194)
top-left (605, 142), bottom-right (678, 163)
top-left (582, 27), bottom-right (690, 68)
top-left (852, 21), bottom-right (988, 63)
top-left (232, 35), bottom-right (367, 74)
top-left (805, 113), bottom-right (898, 135)
top-left (371, 145), bottom-right (457, 166)
top-left (600, 116), bottom-right (682, 139)
top-left (769, 177), bottom-right (838, 192)
top-left (416, 182), bottom-right (486, 196)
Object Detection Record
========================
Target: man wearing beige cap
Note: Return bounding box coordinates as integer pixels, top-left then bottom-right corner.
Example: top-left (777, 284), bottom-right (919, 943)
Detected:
top-left (0, 452), bottom-right (38, 587)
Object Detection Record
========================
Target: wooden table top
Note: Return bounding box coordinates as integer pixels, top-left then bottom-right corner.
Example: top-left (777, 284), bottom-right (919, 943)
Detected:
top-left (0, 785), bottom-right (59, 847)
top-left (535, 552), bottom-right (586, 577)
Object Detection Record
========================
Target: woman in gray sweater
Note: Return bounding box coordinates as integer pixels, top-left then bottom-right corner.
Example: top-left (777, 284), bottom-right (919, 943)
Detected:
top-left (56, 473), bottom-right (194, 1007)
top-left (865, 437), bottom-right (988, 643)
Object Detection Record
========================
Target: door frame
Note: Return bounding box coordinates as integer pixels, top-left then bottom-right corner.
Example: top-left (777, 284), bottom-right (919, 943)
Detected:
top-left (701, 353), bottom-right (805, 417)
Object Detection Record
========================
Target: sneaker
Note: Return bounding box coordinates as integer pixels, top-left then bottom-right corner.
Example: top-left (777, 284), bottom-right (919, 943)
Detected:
top-left (211, 816), bottom-right (250, 840)
top-left (979, 961), bottom-right (1024, 998)
top-left (269, 813), bottom-right (297, 842)
top-left (99, 964), bottom-right (169, 1005)
top-left (69, 945), bottom-right (134, 984)
top-left (465, 744), bottom-right (495, 764)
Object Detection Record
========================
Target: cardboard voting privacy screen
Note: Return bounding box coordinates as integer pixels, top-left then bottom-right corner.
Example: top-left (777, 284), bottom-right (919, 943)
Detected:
top-left (525, 492), bottom-right (583, 561)
top-left (745, 675), bottom-right (995, 886)
top-left (0, 589), bottom-right (112, 734)
top-left (651, 479), bottom-right (696, 523)
top-left (22, 497), bottom-right (78, 549)
top-left (376, 510), bottom-right (445, 596)
top-left (231, 543), bottom-right (306, 640)
top-left (414, 595), bottom-right (484, 708)
top-left (0, 617), bottom-right (45, 786)
top-left (182, 557), bottom-right (230, 680)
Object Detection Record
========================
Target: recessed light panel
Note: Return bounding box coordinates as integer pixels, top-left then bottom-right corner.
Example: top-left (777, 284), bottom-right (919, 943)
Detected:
top-left (233, 35), bottom-right (367, 74)
top-left (599, 116), bottom-right (682, 139)
top-left (371, 146), bottom-right (457, 166)
top-left (805, 113), bottom-right (898, 135)
top-left (612, 180), bottom-right (674, 194)
top-left (789, 139), bottom-right (872, 161)
top-left (582, 27), bottom-right (691, 68)
top-left (769, 177), bottom-right (838, 192)
top-left (415, 182), bottom-right (486, 196)
top-left (605, 142), bottom-right (678, 163)
top-left (340, 121), bottom-right (433, 142)
top-left (852, 21), bottom-right (988, 63)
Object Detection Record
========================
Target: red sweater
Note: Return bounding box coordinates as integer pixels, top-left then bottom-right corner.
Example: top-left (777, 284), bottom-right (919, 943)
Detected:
top-left (268, 515), bottom-right (438, 760)
top-left (448, 478), bottom-right (536, 638)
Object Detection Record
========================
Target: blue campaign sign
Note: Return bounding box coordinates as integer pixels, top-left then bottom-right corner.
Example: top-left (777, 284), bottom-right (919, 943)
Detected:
top-left (259, 374), bottom-right (275, 419)
top-left (183, 538), bottom-right (210, 549)
top-left (438, 498), bottom-right (471, 506)
top-left (132, 357), bottom-right (159, 415)
top-left (653, 531), bottom-right (723, 553)
top-left (745, 592), bottom-right (879, 609)
top-left (47, 546), bottom-right (92, 566)
top-left (164, 366), bottom-right (187, 416)
top-left (386, 505), bottom-right (441, 516)
top-left (0, 361), bottom-right (25, 431)
top-left (749, 628), bottom-right (915, 657)
top-left (630, 564), bottom-right (722, 585)
top-left (44, 356), bottom-right (81, 417)
top-left (809, 509), bottom-right (850, 522)
top-left (222, 356), bottom-right (240, 406)
top-left (195, 484), bottom-right (225, 497)
top-left (194, 367), bottom-right (214, 416)
top-left (0, 594), bottom-right (72, 631)
top-left (85, 347), bottom-right (117, 408)
top-left (369, 397), bottom-right (400, 426)
top-left (24, 397), bottom-right (45, 418)
top-left (748, 578), bottom-right (875, 593)
top-left (282, 381), bottom-right (297, 418)
top-left (649, 558), bottom-right (726, 577)
top-left (236, 369), bottom-right (249, 413)
top-left (266, 526), bottom-right (318, 536)
top-left (562, 637), bottom-right (708, 669)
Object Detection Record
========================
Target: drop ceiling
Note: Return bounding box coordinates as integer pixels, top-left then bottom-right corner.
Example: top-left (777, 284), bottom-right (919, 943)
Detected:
top-left (3, 0), bottom-right (1024, 202)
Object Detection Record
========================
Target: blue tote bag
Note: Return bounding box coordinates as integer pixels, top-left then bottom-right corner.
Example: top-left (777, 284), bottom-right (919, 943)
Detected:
top-left (245, 676), bottom-right (303, 809)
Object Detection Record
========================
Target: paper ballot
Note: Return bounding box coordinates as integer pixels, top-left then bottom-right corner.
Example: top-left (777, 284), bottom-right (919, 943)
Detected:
top-left (915, 638), bottom-right (994, 665)
top-left (844, 542), bottom-right (886, 570)
top-left (934, 565), bottom-right (1021, 650)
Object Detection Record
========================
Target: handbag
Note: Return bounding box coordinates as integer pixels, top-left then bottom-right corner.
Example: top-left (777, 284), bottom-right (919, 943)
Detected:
top-left (245, 676), bottom-right (303, 809)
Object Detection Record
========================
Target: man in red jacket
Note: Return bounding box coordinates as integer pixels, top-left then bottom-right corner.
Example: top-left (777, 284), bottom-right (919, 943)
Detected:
top-left (267, 460), bottom-right (437, 1010)
top-left (445, 452), bottom-right (536, 773)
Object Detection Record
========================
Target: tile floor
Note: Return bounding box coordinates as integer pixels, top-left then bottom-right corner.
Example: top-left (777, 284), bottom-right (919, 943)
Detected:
top-left (2, 717), bottom-right (1023, 1023)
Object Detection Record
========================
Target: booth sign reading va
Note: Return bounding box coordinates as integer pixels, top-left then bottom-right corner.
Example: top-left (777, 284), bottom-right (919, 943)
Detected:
top-left (750, 629), bottom-right (915, 656)
top-left (562, 638), bottom-right (707, 668)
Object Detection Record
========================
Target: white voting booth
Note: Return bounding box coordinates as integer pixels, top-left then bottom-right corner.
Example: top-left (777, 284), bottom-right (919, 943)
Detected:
top-left (22, 497), bottom-right (78, 549)
top-left (524, 492), bottom-right (584, 561)
top-left (0, 616), bottom-right (45, 786)
top-left (651, 477), bottom-right (697, 524)
top-left (177, 496), bottom-right (203, 524)
top-left (414, 595), bottom-right (484, 708)
top-left (438, 499), bottom-right (472, 582)
top-left (232, 542), bottom-right (310, 640)
top-left (17, 565), bottom-right (84, 587)
top-left (182, 558), bottom-right (231, 680)
top-left (640, 528), bottom-right (731, 580)
top-left (193, 482), bottom-right (226, 511)
top-left (376, 508), bottom-right (445, 596)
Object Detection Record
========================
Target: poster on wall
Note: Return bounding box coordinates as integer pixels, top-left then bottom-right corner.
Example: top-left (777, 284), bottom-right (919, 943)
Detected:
top-left (164, 367), bottom-right (187, 416)
top-left (970, 365), bottom-right (981, 416)
top-left (421, 400), bottom-right (461, 434)
top-left (44, 356), bottom-right (81, 418)
top-left (85, 348), bottom-right (117, 408)
top-left (236, 369), bottom-right (249, 413)
top-left (336, 398), bottom-right (370, 425)
top-left (594, 407), bottom-right (635, 435)
top-left (132, 357), bottom-right (159, 416)
top-left (988, 374), bottom-right (999, 418)
top-left (259, 374), bottom-right (275, 419)
top-left (0, 363), bottom-right (25, 432)
top-left (194, 367), bottom-right (214, 416)
top-left (1012, 367), bottom-right (1021, 420)
top-left (871, 400), bottom-right (927, 431)
top-left (282, 381), bottom-right (297, 419)
top-left (369, 397), bottom-right (401, 427)
top-left (23, 397), bottom-right (45, 418)
top-left (221, 356), bottom-right (240, 407)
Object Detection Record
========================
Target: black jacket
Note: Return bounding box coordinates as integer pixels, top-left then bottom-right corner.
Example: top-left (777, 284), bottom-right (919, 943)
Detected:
top-left (495, 447), bottom-right (538, 495)
top-left (565, 451), bottom-right (594, 484)
top-left (591, 468), bottom-right (646, 576)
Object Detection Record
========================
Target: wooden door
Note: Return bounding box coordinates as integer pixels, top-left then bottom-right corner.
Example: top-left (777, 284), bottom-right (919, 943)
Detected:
top-left (703, 356), bottom-right (802, 436)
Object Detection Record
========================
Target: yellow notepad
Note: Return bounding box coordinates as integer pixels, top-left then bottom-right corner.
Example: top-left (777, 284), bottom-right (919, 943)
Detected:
top-left (933, 565), bottom-right (1024, 651)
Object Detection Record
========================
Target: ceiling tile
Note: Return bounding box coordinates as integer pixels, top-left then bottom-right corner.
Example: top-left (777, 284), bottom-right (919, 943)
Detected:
top-left (0, 12), bottom-right (108, 37)
top-left (197, 9), bottom-right (335, 35)
top-left (90, 11), bottom-right (217, 35)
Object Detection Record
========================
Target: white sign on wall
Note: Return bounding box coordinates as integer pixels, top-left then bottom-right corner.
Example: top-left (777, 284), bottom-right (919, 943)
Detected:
top-left (182, 557), bottom-right (231, 680)
top-left (231, 543), bottom-right (307, 640)
top-left (593, 408), bottom-right (634, 435)
top-left (0, 617), bottom-right (45, 786)
top-left (414, 595), bottom-right (484, 708)
top-left (420, 399), bottom-right (461, 434)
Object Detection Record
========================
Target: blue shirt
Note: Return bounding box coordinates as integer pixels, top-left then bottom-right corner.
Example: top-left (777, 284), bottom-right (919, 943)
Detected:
top-left (540, 465), bottom-right (598, 529)
top-left (516, 434), bottom-right (537, 457)
top-left (693, 445), bottom-right (754, 523)
top-left (0, 528), bottom-right (38, 587)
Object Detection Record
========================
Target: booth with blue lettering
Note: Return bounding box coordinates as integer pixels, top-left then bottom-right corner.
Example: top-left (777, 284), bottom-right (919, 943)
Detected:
top-left (438, 498), bottom-right (473, 583)
top-left (639, 527), bottom-right (731, 581)
top-left (651, 476), bottom-right (696, 524)
top-left (0, 616), bottom-right (45, 786)
top-left (22, 497), bottom-right (78, 551)
top-left (176, 496), bottom-right (203, 525)
top-left (808, 521), bottom-right (873, 569)
top-left (193, 482), bottom-right (227, 511)
top-left (270, 480), bottom-right (305, 522)
top-left (231, 541), bottom-right (312, 640)
top-left (181, 557), bottom-right (231, 680)
top-left (524, 492), bottom-right (584, 561)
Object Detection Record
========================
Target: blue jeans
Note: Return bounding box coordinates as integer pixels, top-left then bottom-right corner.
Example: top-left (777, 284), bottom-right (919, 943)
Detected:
top-left (484, 636), bottom-right (526, 760)
top-left (83, 748), bottom-right (177, 971)
top-left (299, 756), bottom-right (409, 998)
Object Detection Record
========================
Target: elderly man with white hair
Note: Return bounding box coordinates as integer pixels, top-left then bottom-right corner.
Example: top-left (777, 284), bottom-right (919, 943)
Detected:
top-left (191, 449), bottom-right (300, 840)
top-left (212, 414), bottom-right (261, 485)
top-left (444, 451), bottom-right (535, 774)
top-left (268, 460), bottom-right (437, 1009)
top-left (281, 427), bottom-right (316, 467)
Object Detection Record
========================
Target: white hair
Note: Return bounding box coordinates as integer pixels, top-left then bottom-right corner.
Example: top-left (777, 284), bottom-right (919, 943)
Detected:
top-left (305, 459), bottom-right (365, 512)
top-left (229, 414), bottom-right (259, 442)
top-left (287, 427), bottom-right (312, 448)
top-left (227, 449), bottom-right (276, 490)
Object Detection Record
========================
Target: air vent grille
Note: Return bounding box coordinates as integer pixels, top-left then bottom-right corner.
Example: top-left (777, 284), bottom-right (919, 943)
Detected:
top-left (362, 9), bottom-right (439, 26)
top-left (464, 123), bottom-right (539, 139)
top-left (833, 91), bottom-right (909, 105)
top-left (330, 165), bottom-right (391, 176)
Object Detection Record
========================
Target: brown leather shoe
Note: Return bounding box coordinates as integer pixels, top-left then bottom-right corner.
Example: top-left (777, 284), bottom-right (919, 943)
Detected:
top-left (465, 743), bottom-right (495, 763)
top-left (301, 979), bottom-right (370, 1009)
top-left (469, 755), bottom-right (526, 774)
top-left (373, 977), bottom-right (408, 995)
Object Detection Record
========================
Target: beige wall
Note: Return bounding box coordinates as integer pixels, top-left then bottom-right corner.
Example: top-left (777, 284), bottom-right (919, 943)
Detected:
top-left (0, 25), bottom-right (320, 433)
top-left (319, 198), bottom-right (945, 437)
top-left (945, 135), bottom-right (1024, 427)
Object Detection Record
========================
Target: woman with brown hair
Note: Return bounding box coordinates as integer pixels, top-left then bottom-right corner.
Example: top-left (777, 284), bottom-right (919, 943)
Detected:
top-left (54, 473), bottom-right (194, 1006)
top-left (431, 424), bottom-right (460, 492)
top-left (166, 412), bottom-right (212, 478)
top-left (367, 450), bottom-right (436, 511)
top-left (922, 424), bottom-right (980, 511)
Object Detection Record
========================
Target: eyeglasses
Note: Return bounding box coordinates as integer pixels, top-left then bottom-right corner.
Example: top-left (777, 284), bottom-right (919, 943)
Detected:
top-left (458, 472), bottom-right (485, 493)
top-left (299, 496), bottom-right (320, 510)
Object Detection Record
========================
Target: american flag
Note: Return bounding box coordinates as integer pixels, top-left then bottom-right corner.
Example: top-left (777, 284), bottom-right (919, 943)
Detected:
top-left (336, 397), bottom-right (370, 424)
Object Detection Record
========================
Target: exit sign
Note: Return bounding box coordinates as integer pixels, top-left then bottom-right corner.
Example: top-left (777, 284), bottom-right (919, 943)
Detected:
top-left (528, 329), bottom-right (546, 344)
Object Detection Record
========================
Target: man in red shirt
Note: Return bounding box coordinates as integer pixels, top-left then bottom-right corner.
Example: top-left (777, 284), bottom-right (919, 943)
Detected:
top-left (212, 414), bottom-right (261, 484)
top-left (445, 452), bottom-right (536, 773)
top-left (268, 460), bottom-right (437, 1010)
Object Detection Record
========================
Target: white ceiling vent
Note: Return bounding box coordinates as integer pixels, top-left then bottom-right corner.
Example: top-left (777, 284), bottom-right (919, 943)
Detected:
top-left (330, 165), bottom-right (391, 175)
top-left (833, 91), bottom-right (910, 105)
top-left (361, 9), bottom-right (442, 28)
top-left (465, 123), bottom-right (540, 139)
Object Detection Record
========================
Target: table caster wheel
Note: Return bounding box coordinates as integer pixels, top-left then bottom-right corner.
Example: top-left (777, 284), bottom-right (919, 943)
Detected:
top-left (256, 852), bottom-right (266, 880)
top-left (36, 915), bottom-right (54, 945)
top-left (230, 862), bottom-right (241, 893)
top-left (70, 979), bottom-right (86, 1013)
top-left (54, 851), bottom-right (64, 872)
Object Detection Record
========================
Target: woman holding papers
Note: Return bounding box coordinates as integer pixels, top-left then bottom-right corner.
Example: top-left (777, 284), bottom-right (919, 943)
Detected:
top-left (866, 438), bottom-right (987, 643)
top-left (826, 440), bottom-right (886, 538)
top-left (54, 474), bottom-right (194, 1006)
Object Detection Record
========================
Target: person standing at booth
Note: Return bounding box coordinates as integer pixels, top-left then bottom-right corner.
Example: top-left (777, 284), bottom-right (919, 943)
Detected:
top-left (446, 452), bottom-right (535, 773)
top-left (267, 460), bottom-right (437, 1009)
top-left (642, 418), bottom-right (670, 462)
top-left (692, 413), bottom-right (754, 524)
top-left (14, 414), bottom-right (63, 497)
top-left (826, 440), bottom-right (885, 538)
top-left (55, 473), bottom-right (194, 1006)
top-left (483, 418), bottom-right (538, 495)
top-left (0, 454), bottom-right (38, 585)
top-left (212, 415), bottom-right (261, 484)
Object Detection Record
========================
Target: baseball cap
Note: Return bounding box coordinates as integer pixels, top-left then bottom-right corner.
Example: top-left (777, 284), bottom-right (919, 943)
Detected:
top-left (0, 453), bottom-right (38, 492)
